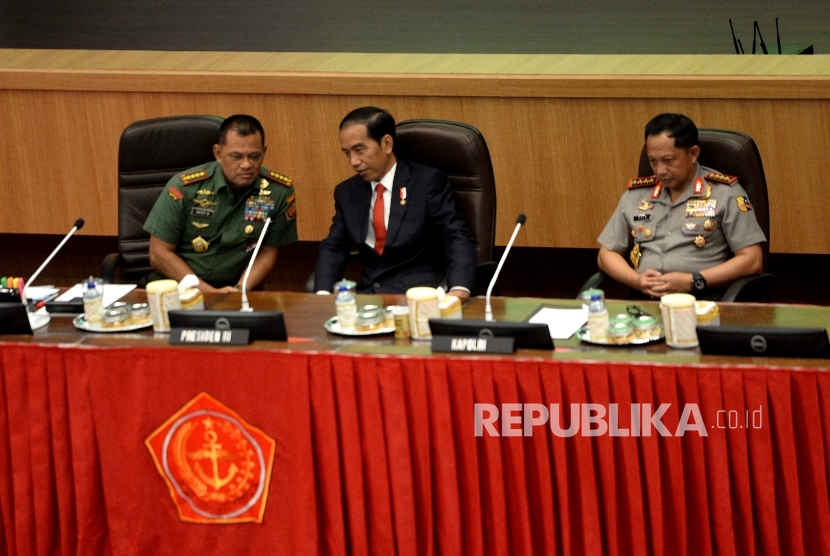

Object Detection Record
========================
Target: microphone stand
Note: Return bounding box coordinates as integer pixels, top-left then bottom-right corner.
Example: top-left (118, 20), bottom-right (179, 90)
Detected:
top-left (23, 218), bottom-right (85, 303)
top-left (485, 214), bottom-right (526, 321)
top-left (240, 213), bottom-right (274, 312)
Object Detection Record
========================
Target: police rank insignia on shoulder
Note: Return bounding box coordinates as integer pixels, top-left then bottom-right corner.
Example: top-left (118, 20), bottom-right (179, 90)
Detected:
top-left (705, 171), bottom-right (737, 185)
top-left (628, 176), bottom-right (658, 189)
top-left (180, 168), bottom-right (210, 186)
top-left (267, 171), bottom-right (292, 187)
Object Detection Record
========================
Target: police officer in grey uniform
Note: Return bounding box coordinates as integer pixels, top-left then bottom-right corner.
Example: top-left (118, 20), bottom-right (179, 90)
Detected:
top-left (144, 115), bottom-right (297, 293)
top-left (597, 113), bottom-right (766, 298)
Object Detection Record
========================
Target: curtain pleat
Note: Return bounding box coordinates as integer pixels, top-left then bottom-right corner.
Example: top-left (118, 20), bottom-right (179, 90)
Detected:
top-left (2, 343), bottom-right (829, 555)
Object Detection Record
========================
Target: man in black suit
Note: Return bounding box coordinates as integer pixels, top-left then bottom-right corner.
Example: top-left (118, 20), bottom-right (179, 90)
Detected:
top-left (314, 106), bottom-right (477, 299)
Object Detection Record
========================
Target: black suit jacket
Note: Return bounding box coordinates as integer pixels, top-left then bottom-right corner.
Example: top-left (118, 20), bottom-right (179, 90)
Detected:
top-left (314, 159), bottom-right (477, 293)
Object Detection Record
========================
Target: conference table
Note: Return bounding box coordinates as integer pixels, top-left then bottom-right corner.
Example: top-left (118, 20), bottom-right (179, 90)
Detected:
top-left (2, 291), bottom-right (829, 556)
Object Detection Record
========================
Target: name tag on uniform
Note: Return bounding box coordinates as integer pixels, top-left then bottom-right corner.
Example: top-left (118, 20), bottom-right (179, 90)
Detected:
top-left (191, 207), bottom-right (215, 219)
top-left (633, 213), bottom-right (652, 222)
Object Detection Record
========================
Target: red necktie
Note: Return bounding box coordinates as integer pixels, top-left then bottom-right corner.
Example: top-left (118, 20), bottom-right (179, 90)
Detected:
top-left (373, 184), bottom-right (386, 255)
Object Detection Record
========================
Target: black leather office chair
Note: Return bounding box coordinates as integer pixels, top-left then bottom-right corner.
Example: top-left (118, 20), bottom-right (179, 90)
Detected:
top-left (395, 119), bottom-right (497, 292)
top-left (101, 115), bottom-right (223, 284)
top-left (306, 119), bottom-right (498, 295)
top-left (580, 129), bottom-right (774, 302)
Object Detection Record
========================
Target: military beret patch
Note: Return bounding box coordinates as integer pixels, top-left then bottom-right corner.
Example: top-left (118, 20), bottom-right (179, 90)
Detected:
top-left (628, 176), bottom-right (658, 189)
top-left (705, 172), bottom-right (737, 185)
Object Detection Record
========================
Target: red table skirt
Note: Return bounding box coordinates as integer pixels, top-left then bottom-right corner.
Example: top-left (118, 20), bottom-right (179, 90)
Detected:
top-left (2, 343), bottom-right (829, 555)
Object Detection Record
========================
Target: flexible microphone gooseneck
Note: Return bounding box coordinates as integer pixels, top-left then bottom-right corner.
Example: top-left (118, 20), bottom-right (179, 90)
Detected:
top-left (23, 218), bottom-right (85, 302)
top-left (240, 210), bottom-right (276, 312)
top-left (485, 214), bottom-right (526, 322)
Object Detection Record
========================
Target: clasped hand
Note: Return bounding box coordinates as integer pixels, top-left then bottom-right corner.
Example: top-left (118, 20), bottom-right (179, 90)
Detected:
top-left (635, 269), bottom-right (692, 297)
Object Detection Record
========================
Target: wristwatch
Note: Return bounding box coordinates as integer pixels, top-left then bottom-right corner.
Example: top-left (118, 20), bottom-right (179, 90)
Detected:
top-left (692, 272), bottom-right (707, 293)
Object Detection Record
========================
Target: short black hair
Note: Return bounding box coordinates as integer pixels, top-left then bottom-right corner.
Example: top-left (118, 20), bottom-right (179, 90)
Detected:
top-left (219, 114), bottom-right (265, 146)
top-left (340, 106), bottom-right (396, 144)
top-left (644, 113), bottom-right (698, 149)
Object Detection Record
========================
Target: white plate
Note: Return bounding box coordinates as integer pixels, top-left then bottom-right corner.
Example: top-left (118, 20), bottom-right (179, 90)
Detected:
top-left (324, 316), bottom-right (395, 336)
top-left (576, 325), bottom-right (664, 346)
top-left (73, 314), bottom-right (153, 333)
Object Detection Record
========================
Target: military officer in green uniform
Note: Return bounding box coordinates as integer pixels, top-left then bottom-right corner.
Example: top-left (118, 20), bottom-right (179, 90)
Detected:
top-left (144, 114), bottom-right (297, 293)
top-left (597, 113), bottom-right (766, 298)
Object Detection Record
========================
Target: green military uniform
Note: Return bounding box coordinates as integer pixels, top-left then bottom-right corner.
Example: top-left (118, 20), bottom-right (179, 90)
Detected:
top-left (598, 164), bottom-right (766, 274)
top-left (143, 161), bottom-right (297, 287)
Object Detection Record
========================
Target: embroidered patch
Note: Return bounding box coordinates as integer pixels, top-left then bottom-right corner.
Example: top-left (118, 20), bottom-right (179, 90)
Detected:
top-left (145, 392), bottom-right (276, 524)
top-left (650, 183), bottom-right (663, 199)
top-left (736, 196), bottom-right (752, 212)
top-left (168, 187), bottom-right (183, 201)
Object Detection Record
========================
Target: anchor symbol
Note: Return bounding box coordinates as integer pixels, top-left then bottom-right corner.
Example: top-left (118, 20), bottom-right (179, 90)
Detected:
top-left (189, 429), bottom-right (238, 490)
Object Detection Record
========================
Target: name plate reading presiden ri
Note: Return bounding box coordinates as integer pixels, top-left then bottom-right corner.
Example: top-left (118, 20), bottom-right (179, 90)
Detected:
top-left (170, 328), bottom-right (250, 345)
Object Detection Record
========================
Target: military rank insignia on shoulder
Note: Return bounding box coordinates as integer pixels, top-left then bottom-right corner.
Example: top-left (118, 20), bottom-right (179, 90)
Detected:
top-left (180, 167), bottom-right (211, 186)
top-left (628, 176), bottom-right (658, 189)
top-left (704, 172), bottom-right (737, 185)
top-left (267, 170), bottom-right (292, 187)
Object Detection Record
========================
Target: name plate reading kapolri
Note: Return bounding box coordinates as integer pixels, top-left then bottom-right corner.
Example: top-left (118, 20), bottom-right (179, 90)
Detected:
top-left (431, 335), bottom-right (515, 354)
top-left (169, 328), bottom-right (250, 346)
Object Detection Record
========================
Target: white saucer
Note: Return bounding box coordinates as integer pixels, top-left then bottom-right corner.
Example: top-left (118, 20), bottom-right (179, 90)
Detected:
top-left (324, 316), bottom-right (395, 336)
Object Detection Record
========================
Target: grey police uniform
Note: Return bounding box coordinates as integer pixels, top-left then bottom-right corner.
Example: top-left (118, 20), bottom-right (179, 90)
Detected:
top-left (143, 161), bottom-right (298, 287)
top-left (598, 164), bottom-right (766, 274)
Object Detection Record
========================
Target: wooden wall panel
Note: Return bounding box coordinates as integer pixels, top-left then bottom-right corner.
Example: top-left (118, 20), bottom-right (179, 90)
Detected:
top-left (2, 50), bottom-right (830, 254)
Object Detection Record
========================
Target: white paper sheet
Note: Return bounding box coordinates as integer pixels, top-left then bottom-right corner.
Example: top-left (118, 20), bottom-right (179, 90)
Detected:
top-left (24, 286), bottom-right (60, 301)
top-left (55, 284), bottom-right (137, 307)
top-left (528, 306), bottom-right (588, 340)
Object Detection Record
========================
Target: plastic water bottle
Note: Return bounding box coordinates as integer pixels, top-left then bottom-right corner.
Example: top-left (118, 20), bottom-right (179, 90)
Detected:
top-left (83, 276), bottom-right (104, 324)
top-left (334, 280), bottom-right (357, 329)
top-left (587, 293), bottom-right (609, 341)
